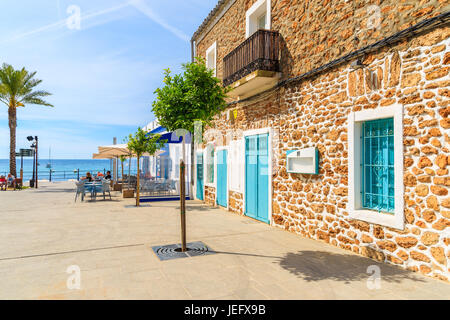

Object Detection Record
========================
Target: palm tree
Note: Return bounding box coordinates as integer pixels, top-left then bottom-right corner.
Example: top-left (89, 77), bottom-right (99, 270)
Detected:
top-left (0, 63), bottom-right (53, 177)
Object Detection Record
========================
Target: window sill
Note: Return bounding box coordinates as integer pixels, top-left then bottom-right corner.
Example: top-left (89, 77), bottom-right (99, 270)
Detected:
top-left (205, 183), bottom-right (215, 188)
top-left (349, 209), bottom-right (404, 230)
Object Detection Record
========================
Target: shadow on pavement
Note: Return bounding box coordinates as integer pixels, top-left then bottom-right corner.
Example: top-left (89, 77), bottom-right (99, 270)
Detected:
top-left (278, 250), bottom-right (427, 284)
top-left (34, 188), bottom-right (76, 193)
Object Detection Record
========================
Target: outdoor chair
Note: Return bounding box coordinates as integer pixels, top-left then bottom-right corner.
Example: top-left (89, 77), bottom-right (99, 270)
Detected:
top-left (75, 181), bottom-right (86, 202)
top-left (170, 180), bottom-right (177, 195)
top-left (87, 182), bottom-right (103, 201)
top-left (100, 180), bottom-right (112, 200)
top-left (156, 182), bottom-right (170, 196)
top-left (14, 178), bottom-right (23, 190)
top-left (140, 179), bottom-right (155, 194)
top-left (7, 179), bottom-right (16, 190)
top-left (129, 176), bottom-right (137, 189)
top-left (83, 182), bottom-right (97, 200)
top-left (146, 181), bottom-right (159, 195)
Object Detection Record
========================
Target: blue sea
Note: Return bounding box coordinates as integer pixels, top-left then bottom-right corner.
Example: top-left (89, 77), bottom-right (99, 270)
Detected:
top-left (0, 159), bottom-right (138, 181)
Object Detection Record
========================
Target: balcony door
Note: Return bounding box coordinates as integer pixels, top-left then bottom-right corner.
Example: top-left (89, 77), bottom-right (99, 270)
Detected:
top-left (246, 0), bottom-right (271, 37)
top-left (257, 13), bottom-right (266, 30)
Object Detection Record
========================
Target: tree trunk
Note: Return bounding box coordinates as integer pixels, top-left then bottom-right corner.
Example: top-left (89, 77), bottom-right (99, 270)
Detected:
top-left (180, 159), bottom-right (186, 251)
top-left (136, 156), bottom-right (140, 206)
top-left (8, 106), bottom-right (17, 177)
top-left (182, 135), bottom-right (186, 189)
top-left (121, 161), bottom-right (124, 183)
top-left (190, 140), bottom-right (194, 200)
top-left (180, 136), bottom-right (187, 251)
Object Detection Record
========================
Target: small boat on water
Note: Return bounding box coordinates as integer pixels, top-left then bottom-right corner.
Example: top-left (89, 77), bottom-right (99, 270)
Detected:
top-left (46, 147), bottom-right (52, 169)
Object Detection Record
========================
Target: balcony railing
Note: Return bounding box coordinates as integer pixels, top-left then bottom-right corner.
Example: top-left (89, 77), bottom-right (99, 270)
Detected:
top-left (223, 29), bottom-right (280, 87)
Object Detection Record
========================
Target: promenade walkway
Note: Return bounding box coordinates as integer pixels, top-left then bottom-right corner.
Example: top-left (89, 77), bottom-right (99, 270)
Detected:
top-left (0, 182), bottom-right (448, 299)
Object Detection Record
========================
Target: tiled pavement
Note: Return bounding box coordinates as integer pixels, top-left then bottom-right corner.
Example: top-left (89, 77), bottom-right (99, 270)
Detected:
top-left (0, 182), bottom-right (449, 300)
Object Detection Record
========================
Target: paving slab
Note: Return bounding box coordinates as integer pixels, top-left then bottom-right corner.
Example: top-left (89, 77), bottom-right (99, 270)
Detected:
top-left (0, 181), bottom-right (449, 300)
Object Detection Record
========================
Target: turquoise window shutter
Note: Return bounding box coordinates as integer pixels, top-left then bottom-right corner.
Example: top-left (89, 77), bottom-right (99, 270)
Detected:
top-left (361, 118), bottom-right (395, 213)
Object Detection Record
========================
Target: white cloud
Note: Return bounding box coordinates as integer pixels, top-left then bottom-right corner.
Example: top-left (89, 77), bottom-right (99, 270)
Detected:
top-left (0, 0), bottom-right (191, 46)
top-left (129, 0), bottom-right (190, 42)
top-left (0, 0), bottom-right (216, 159)
top-left (0, 1), bottom-right (132, 46)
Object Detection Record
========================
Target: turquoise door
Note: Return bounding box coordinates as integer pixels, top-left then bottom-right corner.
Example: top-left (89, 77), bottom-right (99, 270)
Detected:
top-left (216, 149), bottom-right (228, 207)
top-left (196, 153), bottom-right (204, 200)
top-left (245, 133), bottom-right (269, 223)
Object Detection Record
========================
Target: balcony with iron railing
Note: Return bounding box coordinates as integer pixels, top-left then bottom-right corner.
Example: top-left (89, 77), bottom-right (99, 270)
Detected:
top-left (222, 30), bottom-right (281, 98)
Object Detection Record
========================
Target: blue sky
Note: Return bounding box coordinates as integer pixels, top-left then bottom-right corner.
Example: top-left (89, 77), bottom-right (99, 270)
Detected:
top-left (0, 0), bottom-right (216, 159)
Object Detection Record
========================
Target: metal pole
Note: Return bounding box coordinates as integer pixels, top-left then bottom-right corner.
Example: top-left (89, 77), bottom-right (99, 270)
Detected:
top-left (113, 137), bottom-right (117, 182)
top-left (128, 156), bottom-right (131, 189)
top-left (180, 159), bottom-right (186, 252)
top-left (20, 154), bottom-right (23, 181)
top-left (35, 136), bottom-right (38, 188)
top-left (31, 149), bottom-right (35, 187)
top-left (77, 169), bottom-right (80, 181)
top-left (49, 169), bottom-right (52, 182)
top-left (136, 156), bottom-right (140, 206)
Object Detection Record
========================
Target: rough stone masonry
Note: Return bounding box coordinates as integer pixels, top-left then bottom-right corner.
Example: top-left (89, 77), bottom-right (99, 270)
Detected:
top-left (194, 0), bottom-right (450, 282)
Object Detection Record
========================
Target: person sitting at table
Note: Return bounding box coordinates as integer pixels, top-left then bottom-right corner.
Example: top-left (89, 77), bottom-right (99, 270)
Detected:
top-left (104, 171), bottom-right (112, 180)
top-left (0, 175), bottom-right (7, 190)
top-left (81, 172), bottom-right (93, 182)
top-left (6, 173), bottom-right (15, 188)
top-left (96, 171), bottom-right (104, 179)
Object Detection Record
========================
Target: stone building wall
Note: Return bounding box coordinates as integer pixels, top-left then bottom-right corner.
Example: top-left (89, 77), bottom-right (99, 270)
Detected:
top-left (229, 191), bottom-right (244, 215)
top-left (204, 186), bottom-right (216, 206)
top-left (199, 25), bottom-right (450, 281)
top-left (195, 0), bottom-right (450, 82)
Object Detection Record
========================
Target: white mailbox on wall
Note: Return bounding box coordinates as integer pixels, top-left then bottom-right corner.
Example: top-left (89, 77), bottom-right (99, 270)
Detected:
top-left (286, 147), bottom-right (319, 174)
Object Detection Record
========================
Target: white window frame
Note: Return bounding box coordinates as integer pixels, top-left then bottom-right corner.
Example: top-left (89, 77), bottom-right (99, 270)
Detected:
top-left (229, 139), bottom-right (245, 193)
top-left (205, 41), bottom-right (217, 77)
top-left (245, 0), bottom-right (271, 38)
top-left (194, 148), bottom-right (205, 201)
top-left (348, 104), bottom-right (404, 230)
top-left (205, 143), bottom-right (215, 187)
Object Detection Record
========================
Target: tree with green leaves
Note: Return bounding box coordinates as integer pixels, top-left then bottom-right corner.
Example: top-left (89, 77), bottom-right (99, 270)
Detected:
top-left (152, 57), bottom-right (228, 250)
top-left (0, 63), bottom-right (53, 177)
top-left (152, 57), bottom-right (228, 191)
top-left (152, 57), bottom-right (228, 134)
top-left (126, 127), bottom-right (166, 206)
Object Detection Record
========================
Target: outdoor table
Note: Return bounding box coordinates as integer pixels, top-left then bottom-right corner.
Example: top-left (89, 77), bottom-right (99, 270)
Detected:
top-left (84, 181), bottom-right (103, 200)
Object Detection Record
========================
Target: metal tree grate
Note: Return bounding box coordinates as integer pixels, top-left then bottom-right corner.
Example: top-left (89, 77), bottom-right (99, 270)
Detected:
top-left (151, 241), bottom-right (216, 261)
